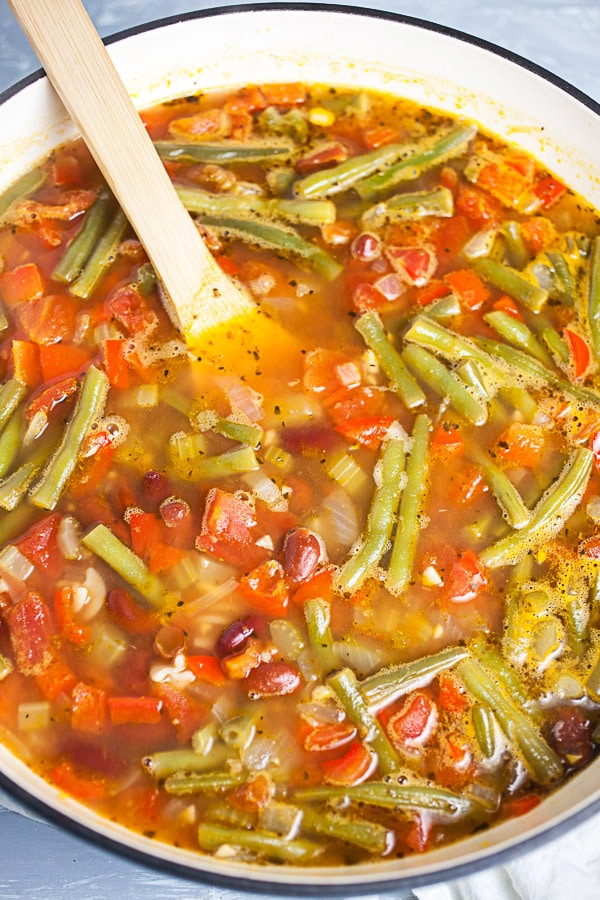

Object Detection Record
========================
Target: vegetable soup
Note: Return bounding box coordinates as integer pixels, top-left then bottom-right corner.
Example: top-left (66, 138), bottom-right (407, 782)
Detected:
top-left (0, 81), bottom-right (599, 867)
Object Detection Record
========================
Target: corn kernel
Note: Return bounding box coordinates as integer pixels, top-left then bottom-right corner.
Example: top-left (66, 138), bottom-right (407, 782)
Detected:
top-left (308, 107), bottom-right (336, 127)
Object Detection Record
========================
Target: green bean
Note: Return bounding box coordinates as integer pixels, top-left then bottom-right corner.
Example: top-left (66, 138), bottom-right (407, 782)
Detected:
top-left (30, 366), bottom-right (108, 511)
top-left (164, 771), bottom-right (243, 795)
top-left (142, 746), bottom-right (230, 779)
top-left (403, 315), bottom-right (507, 383)
top-left (356, 122), bottom-right (477, 201)
top-left (361, 186), bottom-right (454, 229)
top-left (176, 185), bottom-right (335, 227)
top-left (403, 344), bottom-right (488, 425)
top-left (219, 713), bottom-right (256, 750)
top-left (564, 594), bottom-right (589, 656)
top-left (455, 359), bottom-right (492, 400)
top-left (471, 635), bottom-right (534, 713)
top-left (197, 822), bottom-right (324, 864)
top-left (155, 139), bottom-right (295, 165)
top-left (295, 780), bottom-right (477, 818)
top-left (293, 141), bottom-right (410, 200)
top-left (483, 310), bottom-right (553, 367)
top-left (541, 326), bottom-right (570, 364)
top-left (456, 655), bottom-right (563, 783)
top-left (475, 336), bottom-right (600, 407)
top-left (197, 214), bottom-right (342, 281)
top-left (587, 235), bottom-right (600, 360)
top-left (424, 294), bottom-right (462, 322)
top-left (300, 807), bottom-right (392, 855)
top-left (472, 704), bottom-right (496, 758)
top-left (499, 221), bottom-right (529, 270)
top-left (354, 311), bottom-right (426, 409)
top-left (70, 209), bottom-right (129, 299)
top-left (0, 167), bottom-right (46, 220)
top-left (0, 441), bottom-right (53, 511)
top-left (327, 668), bottom-right (401, 775)
top-left (180, 446), bottom-right (259, 481)
top-left (214, 418), bottom-right (262, 449)
top-left (258, 106), bottom-right (309, 144)
top-left (471, 257), bottom-right (549, 312)
top-left (545, 249), bottom-right (576, 305)
top-left (0, 380), bottom-right (27, 434)
top-left (335, 436), bottom-right (406, 595)
top-left (480, 447), bottom-right (593, 568)
top-left (361, 646), bottom-right (469, 710)
top-left (0, 407), bottom-right (23, 478)
top-left (0, 504), bottom-right (38, 545)
top-left (52, 189), bottom-right (115, 284)
top-left (304, 598), bottom-right (338, 676)
top-left (82, 523), bottom-right (165, 607)
top-left (467, 445), bottom-right (531, 529)
top-left (386, 413), bottom-right (431, 595)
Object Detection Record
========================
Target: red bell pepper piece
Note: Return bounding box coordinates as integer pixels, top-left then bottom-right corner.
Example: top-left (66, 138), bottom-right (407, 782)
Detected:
top-left (7, 590), bottom-right (54, 676)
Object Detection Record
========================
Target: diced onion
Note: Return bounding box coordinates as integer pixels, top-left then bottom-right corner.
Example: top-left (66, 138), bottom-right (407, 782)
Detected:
top-left (57, 516), bottom-right (83, 561)
top-left (463, 228), bottom-right (497, 258)
top-left (334, 638), bottom-right (385, 676)
top-left (242, 470), bottom-right (288, 511)
top-left (319, 487), bottom-right (360, 552)
top-left (260, 803), bottom-right (302, 839)
top-left (0, 545), bottom-right (34, 594)
top-left (218, 376), bottom-right (264, 422)
top-left (270, 619), bottom-right (305, 660)
top-left (18, 701), bottom-right (50, 731)
top-left (241, 735), bottom-right (279, 771)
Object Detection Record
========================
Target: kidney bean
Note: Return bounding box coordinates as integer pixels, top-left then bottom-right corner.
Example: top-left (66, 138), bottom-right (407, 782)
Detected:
top-left (160, 496), bottom-right (192, 528)
top-left (154, 624), bottom-right (187, 659)
top-left (282, 527), bottom-right (321, 586)
top-left (246, 661), bottom-right (301, 699)
top-left (215, 616), bottom-right (263, 660)
top-left (350, 231), bottom-right (382, 262)
top-left (548, 705), bottom-right (593, 764)
top-left (142, 469), bottom-right (171, 502)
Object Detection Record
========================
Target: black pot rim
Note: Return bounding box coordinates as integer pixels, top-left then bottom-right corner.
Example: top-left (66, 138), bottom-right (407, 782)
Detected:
top-left (1, 3), bottom-right (599, 894)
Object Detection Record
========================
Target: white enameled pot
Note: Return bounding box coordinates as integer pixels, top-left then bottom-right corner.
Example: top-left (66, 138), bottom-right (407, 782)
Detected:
top-left (0, 4), bottom-right (599, 894)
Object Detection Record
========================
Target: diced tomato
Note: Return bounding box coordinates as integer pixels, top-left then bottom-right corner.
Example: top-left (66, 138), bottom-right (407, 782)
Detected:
top-left (492, 295), bottom-right (523, 321)
top-left (296, 142), bottom-right (348, 174)
top-left (215, 254), bottom-right (239, 277)
top-left (107, 284), bottom-right (156, 335)
top-left (10, 340), bottom-right (42, 387)
top-left (442, 548), bottom-right (487, 604)
top-left (431, 421), bottom-right (465, 457)
top-left (533, 174), bottom-right (566, 209)
top-left (404, 813), bottom-right (434, 854)
top-left (444, 268), bottom-right (490, 310)
top-left (303, 348), bottom-right (362, 398)
top-left (71, 681), bottom-right (107, 734)
top-left (564, 327), bottom-right (592, 380)
top-left (0, 263), bottom-right (44, 306)
top-left (25, 376), bottom-right (79, 422)
top-left (495, 421), bottom-right (546, 468)
top-left (387, 693), bottom-right (438, 747)
top-left (303, 719), bottom-right (357, 752)
top-left (520, 216), bottom-right (558, 253)
top-left (578, 534), bottom-right (600, 559)
top-left (52, 153), bottom-right (82, 188)
top-left (261, 83), bottom-right (307, 107)
top-left (196, 488), bottom-right (264, 567)
top-left (434, 214), bottom-right (471, 258)
top-left (446, 463), bottom-right (486, 505)
top-left (385, 245), bottom-right (437, 287)
top-left (476, 157), bottom-right (534, 208)
top-left (35, 654), bottom-right (77, 700)
top-left (103, 339), bottom-right (129, 388)
top-left (433, 733), bottom-right (475, 789)
top-left (54, 585), bottom-right (91, 646)
top-left (187, 654), bottom-right (226, 686)
top-left (13, 512), bottom-right (62, 578)
top-left (224, 85), bottom-right (267, 113)
top-left (328, 384), bottom-right (387, 425)
top-left (17, 294), bottom-right (78, 345)
top-left (413, 278), bottom-right (452, 307)
top-left (335, 415), bottom-right (396, 450)
top-left (106, 587), bottom-right (158, 635)
top-left (456, 185), bottom-right (500, 229)
top-left (361, 125), bottom-right (399, 149)
top-left (107, 696), bottom-right (163, 726)
top-left (50, 761), bottom-right (109, 801)
top-left (502, 792), bottom-right (542, 819)
top-left (155, 681), bottom-right (207, 743)
top-left (168, 108), bottom-right (231, 140)
top-left (437, 671), bottom-right (468, 713)
top-left (7, 590), bottom-right (54, 676)
top-left (351, 281), bottom-right (390, 311)
top-left (229, 772), bottom-right (273, 811)
top-left (38, 342), bottom-right (94, 381)
top-left (238, 559), bottom-right (290, 616)
top-left (292, 564), bottom-right (336, 606)
top-left (321, 740), bottom-right (376, 785)
top-left (128, 511), bottom-right (162, 559)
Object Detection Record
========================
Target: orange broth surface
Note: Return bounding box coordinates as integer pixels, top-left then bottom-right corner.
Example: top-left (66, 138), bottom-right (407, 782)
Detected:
top-left (0, 82), bottom-right (599, 866)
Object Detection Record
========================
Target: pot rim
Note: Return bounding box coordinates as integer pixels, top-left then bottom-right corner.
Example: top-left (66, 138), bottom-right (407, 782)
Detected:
top-left (1, 3), bottom-right (599, 894)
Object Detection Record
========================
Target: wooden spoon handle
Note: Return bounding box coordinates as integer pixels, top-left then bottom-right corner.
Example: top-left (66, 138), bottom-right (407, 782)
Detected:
top-left (6, 0), bottom-right (253, 339)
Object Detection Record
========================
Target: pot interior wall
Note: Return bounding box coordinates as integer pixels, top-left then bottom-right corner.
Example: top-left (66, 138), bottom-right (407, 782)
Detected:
top-left (0, 6), bottom-right (599, 891)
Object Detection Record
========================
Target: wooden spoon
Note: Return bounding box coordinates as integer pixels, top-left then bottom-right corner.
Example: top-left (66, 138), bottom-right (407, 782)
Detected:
top-left (6, 0), bottom-right (255, 346)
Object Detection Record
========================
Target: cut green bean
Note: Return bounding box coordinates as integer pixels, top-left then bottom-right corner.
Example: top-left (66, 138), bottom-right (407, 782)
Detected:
top-left (176, 185), bottom-right (335, 227)
top-left (82, 523), bottom-right (165, 607)
top-left (0, 504), bottom-right (39, 546)
top-left (52, 189), bottom-right (115, 284)
top-left (456, 655), bottom-right (563, 783)
top-left (155, 139), bottom-right (295, 165)
top-left (361, 186), bottom-right (454, 229)
top-left (197, 822), bottom-right (324, 864)
top-left (355, 311), bottom-right (426, 409)
top-left (480, 448), bottom-right (593, 568)
top-left (0, 380), bottom-right (27, 434)
top-left (327, 668), bottom-right (401, 775)
top-left (545, 249), bottom-right (577, 305)
top-left (0, 407), bottom-right (23, 479)
top-left (587, 235), bottom-right (600, 360)
top-left (0, 440), bottom-right (53, 511)
top-left (483, 310), bottom-right (554, 366)
top-left (455, 359), bottom-right (492, 400)
top-left (335, 436), bottom-right (406, 595)
top-left (300, 807), bottom-right (392, 854)
top-left (70, 209), bottom-right (129, 299)
top-left (178, 446), bottom-right (259, 481)
top-left (386, 413), bottom-right (431, 595)
top-left (164, 771), bottom-right (243, 795)
top-left (356, 122), bottom-right (477, 201)
top-left (295, 780), bottom-right (477, 817)
top-left (403, 315), bottom-right (507, 383)
top-left (472, 257), bottom-right (549, 312)
top-left (467, 445), bottom-right (531, 529)
top-left (293, 141), bottom-right (411, 200)
top-left (142, 746), bottom-right (230, 779)
top-left (197, 214), bottom-right (342, 281)
top-left (402, 344), bottom-right (488, 425)
top-left (541, 326), bottom-right (570, 364)
top-left (361, 646), bottom-right (469, 710)
top-left (471, 635), bottom-right (533, 712)
top-left (0, 167), bottom-right (46, 220)
top-left (304, 598), bottom-right (338, 677)
top-left (30, 366), bottom-right (108, 511)
top-left (472, 704), bottom-right (496, 759)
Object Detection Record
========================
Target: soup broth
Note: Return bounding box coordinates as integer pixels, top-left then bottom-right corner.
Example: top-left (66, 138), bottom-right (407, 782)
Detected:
top-left (0, 82), bottom-right (599, 867)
